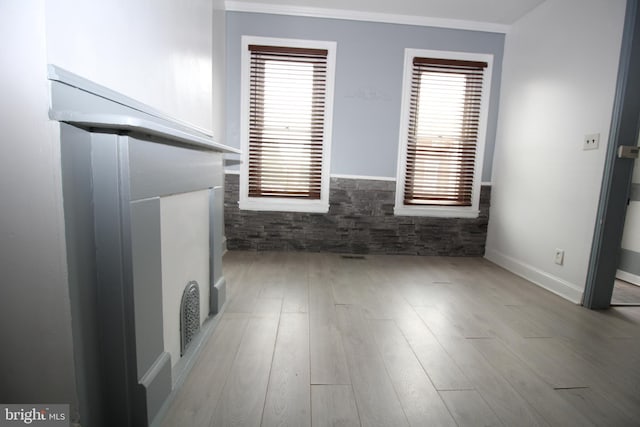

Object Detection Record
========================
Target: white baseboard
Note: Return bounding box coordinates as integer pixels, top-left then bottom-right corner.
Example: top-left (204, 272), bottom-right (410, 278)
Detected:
top-left (484, 249), bottom-right (584, 304)
top-left (616, 269), bottom-right (640, 286)
top-left (152, 309), bottom-right (225, 427)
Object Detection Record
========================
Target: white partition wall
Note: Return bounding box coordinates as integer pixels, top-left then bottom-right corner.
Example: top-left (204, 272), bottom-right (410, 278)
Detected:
top-left (486, 0), bottom-right (627, 303)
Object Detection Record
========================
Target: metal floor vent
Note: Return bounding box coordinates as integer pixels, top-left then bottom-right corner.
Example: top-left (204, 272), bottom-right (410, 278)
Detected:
top-left (341, 255), bottom-right (366, 260)
top-left (180, 280), bottom-right (200, 356)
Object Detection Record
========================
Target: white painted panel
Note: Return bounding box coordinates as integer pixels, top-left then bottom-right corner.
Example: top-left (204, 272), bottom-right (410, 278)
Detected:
top-left (160, 190), bottom-right (211, 371)
top-left (45, 0), bottom-right (213, 132)
top-left (486, 0), bottom-right (626, 300)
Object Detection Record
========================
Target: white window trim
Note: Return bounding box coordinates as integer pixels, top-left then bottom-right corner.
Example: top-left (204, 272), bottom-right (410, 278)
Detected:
top-left (239, 35), bottom-right (336, 213)
top-left (394, 48), bottom-right (493, 219)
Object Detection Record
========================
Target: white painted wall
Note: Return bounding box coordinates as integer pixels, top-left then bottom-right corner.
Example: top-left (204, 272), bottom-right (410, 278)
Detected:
top-left (0, 0), bottom-right (78, 418)
top-left (0, 0), bottom-right (216, 423)
top-left (45, 0), bottom-right (214, 132)
top-left (212, 0), bottom-right (227, 144)
top-left (486, 0), bottom-right (627, 303)
top-left (160, 190), bottom-right (211, 375)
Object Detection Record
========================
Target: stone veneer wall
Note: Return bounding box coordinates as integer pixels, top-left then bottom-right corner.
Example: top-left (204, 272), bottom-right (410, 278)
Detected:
top-left (224, 174), bottom-right (491, 256)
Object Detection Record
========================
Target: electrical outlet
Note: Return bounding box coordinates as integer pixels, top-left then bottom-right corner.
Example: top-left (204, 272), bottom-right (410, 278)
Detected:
top-left (554, 248), bottom-right (565, 265)
top-left (583, 133), bottom-right (600, 150)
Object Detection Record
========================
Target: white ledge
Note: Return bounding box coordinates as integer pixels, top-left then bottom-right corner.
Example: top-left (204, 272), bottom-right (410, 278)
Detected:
top-left (50, 111), bottom-right (239, 154)
top-left (48, 65), bottom-right (239, 154)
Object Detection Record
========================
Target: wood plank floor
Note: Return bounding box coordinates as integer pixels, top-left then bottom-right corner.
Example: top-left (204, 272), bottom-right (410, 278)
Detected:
top-left (612, 279), bottom-right (640, 305)
top-left (160, 251), bottom-right (640, 427)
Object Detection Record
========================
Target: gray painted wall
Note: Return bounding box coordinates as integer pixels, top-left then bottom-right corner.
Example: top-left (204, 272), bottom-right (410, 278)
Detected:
top-left (60, 124), bottom-right (104, 425)
top-left (631, 183), bottom-right (640, 201)
top-left (619, 249), bottom-right (640, 276)
top-left (225, 12), bottom-right (505, 181)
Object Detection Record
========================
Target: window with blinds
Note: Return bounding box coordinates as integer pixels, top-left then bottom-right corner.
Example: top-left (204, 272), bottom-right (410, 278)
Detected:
top-left (395, 49), bottom-right (492, 218)
top-left (240, 38), bottom-right (335, 212)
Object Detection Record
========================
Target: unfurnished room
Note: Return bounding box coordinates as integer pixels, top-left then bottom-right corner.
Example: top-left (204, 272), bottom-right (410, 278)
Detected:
top-left (1, 0), bottom-right (640, 426)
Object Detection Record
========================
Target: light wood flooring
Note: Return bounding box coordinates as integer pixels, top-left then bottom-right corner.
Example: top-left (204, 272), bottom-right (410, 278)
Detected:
top-left (612, 279), bottom-right (640, 305)
top-left (160, 251), bottom-right (640, 427)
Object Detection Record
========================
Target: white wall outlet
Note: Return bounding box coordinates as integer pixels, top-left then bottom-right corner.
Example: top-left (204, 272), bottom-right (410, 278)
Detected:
top-left (583, 133), bottom-right (600, 150)
top-left (554, 248), bottom-right (565, 265)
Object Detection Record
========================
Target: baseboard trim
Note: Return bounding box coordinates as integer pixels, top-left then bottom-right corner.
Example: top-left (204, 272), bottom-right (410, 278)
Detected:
top-left (151, 308), bottom-right (226, 427)
top-left (171, 312), bottom-right (222, 386)
top-left (210, 276), bottom-right (227, 315)
top-left (140, 352), bottom-right (172, 426)
top-left (616, 269), bottom-right (640, 286)
top-left (484, 249), bottom-right (584, 304)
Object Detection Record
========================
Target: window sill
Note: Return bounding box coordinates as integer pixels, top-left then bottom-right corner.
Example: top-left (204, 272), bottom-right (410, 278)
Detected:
top-left (239, 198), bottom-right (329, 213)
top-left (394, 205), bottom-right (480, 218)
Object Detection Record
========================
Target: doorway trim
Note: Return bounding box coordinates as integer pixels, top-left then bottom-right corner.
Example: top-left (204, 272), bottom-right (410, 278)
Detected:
top-left (584, 0), bottom-right (640, 309)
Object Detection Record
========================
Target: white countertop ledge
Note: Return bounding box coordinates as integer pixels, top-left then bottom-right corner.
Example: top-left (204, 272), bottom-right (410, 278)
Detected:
top-left (49, 110), bottom-right (240, 153)
top-left (47, 64), bottom-right (240, 154)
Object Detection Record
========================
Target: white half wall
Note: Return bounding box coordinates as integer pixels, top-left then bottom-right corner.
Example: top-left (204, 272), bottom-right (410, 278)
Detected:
top-left (45, 0), bottom-right (214, 132)
top-left (486, 0), bottom-right (627, 302)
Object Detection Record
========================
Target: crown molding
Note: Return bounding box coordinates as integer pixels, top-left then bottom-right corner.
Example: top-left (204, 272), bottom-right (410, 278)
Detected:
top-left (225, 1), bottom-right (510, 34)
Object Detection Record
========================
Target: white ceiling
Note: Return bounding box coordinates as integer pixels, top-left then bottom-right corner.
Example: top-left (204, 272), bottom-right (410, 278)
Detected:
top-left (228, 0), bottom-right (547, 25)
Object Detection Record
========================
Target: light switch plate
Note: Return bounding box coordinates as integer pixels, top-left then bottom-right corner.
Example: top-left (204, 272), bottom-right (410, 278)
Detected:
top-left (583, 133), bottom-right (600, 150)
top-left (554, 248), bottom-right (564, 265)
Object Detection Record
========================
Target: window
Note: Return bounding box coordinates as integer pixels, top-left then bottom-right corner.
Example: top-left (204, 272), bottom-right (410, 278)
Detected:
top-left (395, 49), bottom-right (492, 218)
top-left (239, 36), bottom-right (336, 212)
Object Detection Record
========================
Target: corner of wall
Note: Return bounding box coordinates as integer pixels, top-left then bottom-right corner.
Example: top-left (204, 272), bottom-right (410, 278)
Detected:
top-left (486, 0), bottom-right (626, 307)
top-left (485, 249), bottom-right (584, 304)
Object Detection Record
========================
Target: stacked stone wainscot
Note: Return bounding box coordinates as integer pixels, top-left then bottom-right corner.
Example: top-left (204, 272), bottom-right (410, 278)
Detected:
top-left (225, 174), bottom-right (490, 256)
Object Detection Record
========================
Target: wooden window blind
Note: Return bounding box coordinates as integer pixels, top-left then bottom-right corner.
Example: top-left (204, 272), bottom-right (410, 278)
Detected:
top-left (403, 57), bottom-right (488, 206)
top-left (247, 44), bottom-right (328, 199)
